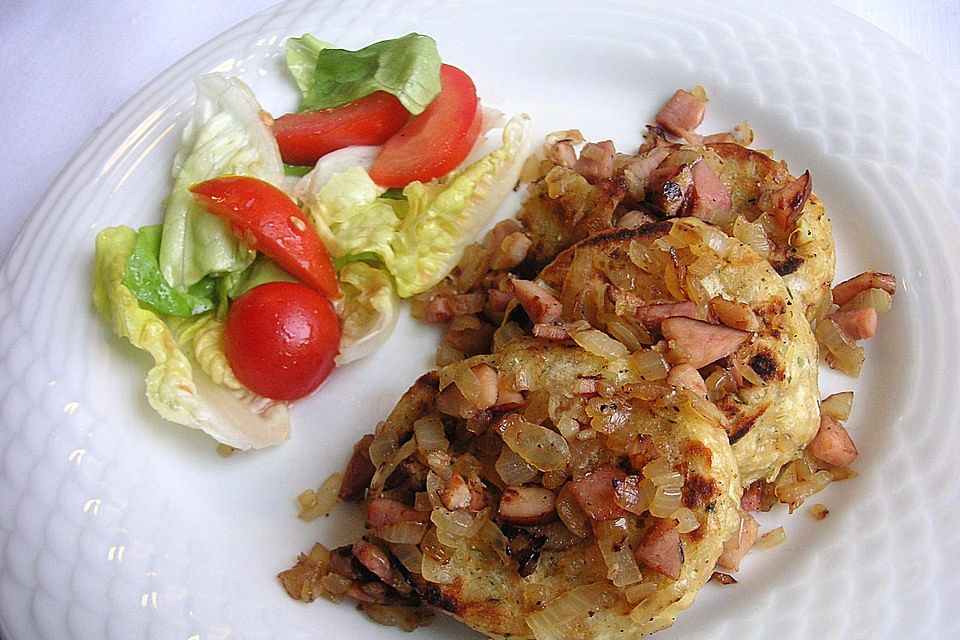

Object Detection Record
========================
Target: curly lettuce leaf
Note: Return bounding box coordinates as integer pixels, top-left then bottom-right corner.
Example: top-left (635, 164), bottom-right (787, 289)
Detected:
top-left (290, 33), bottom-right (441, 115)
top-left (94, 226), bottom-right (289, 449)
top-left (122, 225), bottom-right (217, 316)
top-left (335, 262), bottom-right (400, 365)
top-left (158, 73), bottom-right (283, 289)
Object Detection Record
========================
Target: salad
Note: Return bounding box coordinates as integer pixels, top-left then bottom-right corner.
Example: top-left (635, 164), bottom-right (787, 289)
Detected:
top-left (93, 33), bottom-right (532, 450)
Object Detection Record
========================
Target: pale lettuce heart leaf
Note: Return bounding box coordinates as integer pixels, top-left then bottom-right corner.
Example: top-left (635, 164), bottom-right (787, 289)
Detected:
top-left (95, 226), bottom-right (289, 449)
top-left (301, 115), bottom-right (532, 297)
top-left (389, 114), bottom-right (533, 296)
top-left (335, 262), bottom-right (400, 365)
top-left (159, 73), bottom-right (284, 289)
top-left (306, 166), bottom-right (401, 262)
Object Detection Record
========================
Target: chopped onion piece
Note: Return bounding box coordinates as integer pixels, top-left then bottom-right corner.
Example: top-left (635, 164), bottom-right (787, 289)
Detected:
top-left (555, 485), bottom-right (591, 538)
top-left (840, 287), bottom-right (893, 315)
top-left (297, 472), bottom-right (343, 521)
top-left (642, 457), bottom-right (684, 489)
top-left (757, 526), bottom-right (787, 549)
top-left (624, 581), bottom-right (658, 605)
top-left (414, 414), bottom-right (449, 454)
top-left (816, 318), bottom-right (865, 377)
top-left (501, 415), bottom-right (571, 472)
top-left (370, 438), bottom-right (418, 492)
top-left (421, 552), bottom-right (456, 584)
top-left (557, 414), bottom-right (581, 440)
top-left (374, 521), bottom-right (428, 545)
top-left (572, 328), bottom-right (630, 360)
top-left (369, 431), bottom-right (398, 468)
top-left (649, 485), bottom-right (683, 518)
top-left (821, 391), bottom-right (854, 422)
top-left (431, 507), bottom-right (484, 539)
top-left (388, 543), bottom-right (425, 574)
top-left (672, 506), bottom-right (700, 533)
top-left (732, 215), bottom-right (771, 258)
top-left (613, 475), bottom-right (650, 515)
top-left (594, 518), bottom-right (642, 587)
top-left (495, 446), bottom-right (539, 486)
top-left (526, 582), bottom-right (615, 640)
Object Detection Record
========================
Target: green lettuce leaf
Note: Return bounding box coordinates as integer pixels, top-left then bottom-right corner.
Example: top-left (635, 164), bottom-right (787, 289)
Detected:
top-left (293, 33), bottom-right (441, 115)
top-left (158, 73), bottom-right (284, 289)
top-left (122, 225), bottom-right (217, 316)
top-left (94, 226), bottom-right (290, 449)
top-left (227, 254), bottom-right (299, 299)
top-left (284, 34), bottom-right (332, 96)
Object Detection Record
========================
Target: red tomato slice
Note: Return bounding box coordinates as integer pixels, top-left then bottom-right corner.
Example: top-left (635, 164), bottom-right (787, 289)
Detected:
top-left (225, 282), bottom-right (341, 400)
top-left (369, 64), bottom-right (482, 187)
top-left (273, 92), bottom-right (410, 166)
top-left (190, 176), bottom-right (340, 299)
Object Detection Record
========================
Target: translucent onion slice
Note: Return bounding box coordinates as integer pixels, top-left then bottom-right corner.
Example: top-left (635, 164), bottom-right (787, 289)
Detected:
top-left (613, 475), bottom-right (650, 515)
top-left (732, 215), bottom-right (771, 258)
top-left (672, 506), bottom-right (701, 534)
top-left (495, 446), bottom-right (539, 486)
top-left (389, 543), bottom-right (425, 574)
top-left (642, 457), bottom-right (684, 489)
top-left (478, 518), bottom-right (513, 565)
top-left (421, 553), bottom-right (456, 584)
top-left (414, 414), bottom-right (449, 454)
top-left (821, 391), bottom-right (854, 422)
top-left (594, 518), bottom-right (642, 587)
top-left (526, 582), bottom-right (616, 640)
top-left (630, 349), bottom-right (670, 381)
top-left (368, 430), bottom-right (398, 468)
top-left (373, 521), bottom-right (428, 545)
top-left (431, 507), bottom-right (484, 539)
top-left (649, 485), bottom-right (683, 518)
top-left (297, 472), bottom-right (343, 522)
top-left (816, 318), bottom-right (865, 377)
top-left (555, 485), bottom-right (591, 538)
top-left (757, 526), bottom-right (787, 549)
top-left (623, 581), bottom-right (658, 605)
top-left (370, 438), bottom-right (417, 492)
top-left (572, 328), bottom-right (630, 360)
top-left (501, 415), bottom-right (571, 472)
top-left (839, 288), bottom-right (893, 315)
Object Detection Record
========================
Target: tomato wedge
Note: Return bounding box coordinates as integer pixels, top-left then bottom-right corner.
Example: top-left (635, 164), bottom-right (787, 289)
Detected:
top-left (369, 64), bottom-right (482, 187)
top-left (273, 92), bottom-right (410, 166)
top-left (190, 176), bottom-right (340, 299)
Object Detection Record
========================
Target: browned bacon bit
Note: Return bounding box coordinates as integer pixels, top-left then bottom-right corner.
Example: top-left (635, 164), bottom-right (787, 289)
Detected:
top-left (635, 301), bottom-right (699, 328)
top-left (739, 480), bottom-right (777, 512)
top-left (424, 296), bottom-right (453, 324)
top-left (446, 292), bottom-right (485, 316)
top-left (634, 519), bottom-right (683, 580)
top-left (498, 486), bottom-right (558, 525)
top-left (655, 89), bottom-right (706, 138)
top-left (338, 434), bottom-right (376, 502)
top-left (648, 164), bottom-right (693, 218)
top-left (827, 307), bottom-right (878, 340)
top-left (770, 170), bottom-right (812, 231)
top-left (436, 363), bottom-right (501, 418)
top-left (661, 316), bottom-right (751, 369)
top-left (667, 364), bottom-right (708, 398)
top-left (511, 278), bottom-right (563, 325)
top-left (502, 524), bottom-right (548, 577)
top-left (532, 323), bottom-right (570, 341)
top-left (352, 540), bottom-right (413, 596)
top-left (831, 271), bottom-right (897, 306)
top-left (575, 140), bottom-right (616, 183)
top-left (685, 160), bottom-right (732, 219)
top-left (366, 497), bottom-right (430, 529)
top-left (567, 465), bottom-right (628, 521)
top-left (710, 571), bottom-right (738, 585)
top-left (485, 287), bottom-right (515, 313)
top-left (493, 381), bottom-right (525, 411)
top-left (329, 545), bottom-right (367, 581)
top-left (548, 139), bottom-right (577, 168)
top-left (709, 296), bottom-right (762, 332)
top-left (491, 232), bottom-right (533, 271)
top-left (623, 147), bottom-right (672, 198)
top-left (717, 511), bottom-right (759, 571)
top-left (703, 132), bottom-right (735, 144)
top-left (441, 472), bottom-right (473, 510)
top-left (810, 414), bottom-right (858, 467)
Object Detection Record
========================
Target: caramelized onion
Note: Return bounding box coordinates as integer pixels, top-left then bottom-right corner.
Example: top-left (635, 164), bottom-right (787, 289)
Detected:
top-left (414, 414), bottom-right (449, 454)
top-left (495, 446), bottom-right (539, 486)
top-left (501, 415), bottom-right (571, 472)
top-left (594, 518), bottom-right (642, 587)
top-left (815, 318), bottom-right (864, 376)
top-left (526, 582), bottom-right (616, 640)
top-left (821, 391), bottom-right (854, 422)
top-left (572, 328), bottom-right (630, 360)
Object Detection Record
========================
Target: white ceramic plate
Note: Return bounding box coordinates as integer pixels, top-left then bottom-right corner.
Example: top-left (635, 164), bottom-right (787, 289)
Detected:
top-left (2, 1), bottom-right (959, 638)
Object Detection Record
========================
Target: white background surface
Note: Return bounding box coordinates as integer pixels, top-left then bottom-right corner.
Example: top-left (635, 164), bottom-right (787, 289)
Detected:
top-left (0, 0), bottom-right (957, 269)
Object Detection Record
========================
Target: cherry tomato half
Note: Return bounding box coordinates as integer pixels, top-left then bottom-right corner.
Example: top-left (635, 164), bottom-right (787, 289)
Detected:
top-left (273, 92), bottom-right (410, 166)
top-left (369, 64), bottom-right (482, 187)
top-left (190, 175), bottom-right (340, 299)
top-left (224, 281), bottom-right (341, 401)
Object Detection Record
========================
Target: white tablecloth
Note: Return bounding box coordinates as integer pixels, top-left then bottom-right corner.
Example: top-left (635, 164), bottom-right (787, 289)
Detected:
top-left (1, 1), bottom-right (957, 267)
